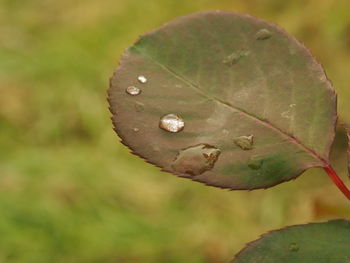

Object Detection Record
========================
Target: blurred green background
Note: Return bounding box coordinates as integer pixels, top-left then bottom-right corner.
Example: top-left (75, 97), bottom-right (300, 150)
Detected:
top-left (1, 0), bottom-right (350, 262)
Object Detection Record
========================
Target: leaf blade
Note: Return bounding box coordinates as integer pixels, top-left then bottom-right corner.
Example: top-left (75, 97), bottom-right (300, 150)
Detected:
top-left (231, 220), bottom-right (350, 263)
top-left (108, 11), bottom-right (337, 189)
top-left (345, 124), bottom-right (350, 178)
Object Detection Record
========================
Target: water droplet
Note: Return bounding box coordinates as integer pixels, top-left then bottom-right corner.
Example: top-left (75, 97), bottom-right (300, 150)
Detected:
top-left (223, 49), bottom-right (250, 66)
top-left (137, 75), bottom-right (147, 84)
top-left (234, 135), bottom-right (254, 150)
top-left (289, 243), bottom-right (299, 252)
top-left (134, 102), bottom-right (144, 112)
top-left (133, 127), bottom-right (139, 132)
top-left (172, 144), bottom-right (221, 176)
top-left (256, 29), bottom-right (272, 40)
top-left (159, 114), bottom-right (184, 133)
top-left (248, 159), bottom-right (263, 170)
top-left (126, 86), bottom-right (141, 96)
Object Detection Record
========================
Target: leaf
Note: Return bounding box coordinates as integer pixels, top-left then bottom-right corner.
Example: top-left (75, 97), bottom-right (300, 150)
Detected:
top-left (231, 220), bottom-right (350, 263)
top-left (345, 124), bottom-right (350, 178)
top-left (108, 10), bottom-right (337, 190)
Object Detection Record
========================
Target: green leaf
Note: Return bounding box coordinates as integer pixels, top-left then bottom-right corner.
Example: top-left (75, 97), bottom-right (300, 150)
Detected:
top-left (345, 125), bottom-right (350, 178)
top-left (231, 220), bottom-right (350, 263)
top-left (108, 11), bottom-right (337, 190)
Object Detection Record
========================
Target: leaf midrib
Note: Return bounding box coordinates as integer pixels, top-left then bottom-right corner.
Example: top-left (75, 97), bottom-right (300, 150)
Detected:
top-left (133, 46), bottom-right (328, 166)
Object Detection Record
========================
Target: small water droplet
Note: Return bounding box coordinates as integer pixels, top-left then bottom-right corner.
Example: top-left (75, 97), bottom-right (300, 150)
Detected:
top-left (234, 135), bottom-right (254, 150)
top-left (137, 75), bottom-right (147, 84)
top-left (289, 243), bottom-right (299, 252)
top-left (133, 127), bottom-right (139, 132)
top-left (256, 29), bottom-right (272, 40)
top-left (134, 102), bottom-right (144, 112)
top-left (159, 114), bottom-right (184, 133)
top-left (172, 144), bottom-right (221, 176)
top-left (223, 49), bottom-right (250, 66)
top-left (248, 159), bottom-right (263, 170)
top-left (126, 86), bottom-right (141, 96)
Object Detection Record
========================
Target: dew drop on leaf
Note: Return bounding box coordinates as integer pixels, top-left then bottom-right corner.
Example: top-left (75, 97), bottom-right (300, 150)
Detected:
top-left (159, 114), bottom-right (185, 133)
top-left (134, 101), bottom-right (144, 112)
top-left (233, 135), bottom-right (254, 150)
top-left (137, 75), bottom-right (147, 83)
top-left (172, 144), bottom-right (221, 176)
top-left (248, 159), bottom-right (263, 170)
top-left (255, 29), bottom-right (272, 40)
top-left (126, 86), bottom-right (141, 96)
top-left (289, 242), bottom-right (299, 252)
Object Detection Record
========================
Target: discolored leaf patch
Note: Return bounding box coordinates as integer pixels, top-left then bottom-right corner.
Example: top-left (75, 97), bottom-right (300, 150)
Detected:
top-left (108, 10), bottom-right (337, 190)
top-left (231, 220), bottom-right (350, 263)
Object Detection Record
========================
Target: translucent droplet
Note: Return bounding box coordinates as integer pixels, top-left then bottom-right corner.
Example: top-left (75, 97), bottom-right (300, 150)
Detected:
top-left (223, 49), bottom-right (250, 66)
top-left (137, 75), bottom-right (147, 84)
top-left (133, 127), bottom-right (139, 132)
top-left (248, 159), bottom-right (263, 170)
top-left (172, 144), bottom-right (221, 176)
top-left (256, 29), bottom-right (272, 40)
top-left (159, 114), bottom-right (184, 133)
top-left (134, 102), bottom-right (144, 112)
top-left (126, 86), bottom-right (141, 96)
top-left (234, 135), bottom-right (254, 150)
top-left (289, 243), bottom-right (299, 252)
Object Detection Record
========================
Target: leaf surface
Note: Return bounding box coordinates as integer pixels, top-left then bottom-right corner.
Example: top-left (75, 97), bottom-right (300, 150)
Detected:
top-left (345, 125), bottom-right (350, 178)
top-left (108, 11), bottom-right (337, 189)
top-left (231, 220), bottom-right (350, 263)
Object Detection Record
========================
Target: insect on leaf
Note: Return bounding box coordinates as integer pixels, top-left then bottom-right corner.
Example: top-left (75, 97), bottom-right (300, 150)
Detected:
top-left (108, 11), bottom-right (337, 190)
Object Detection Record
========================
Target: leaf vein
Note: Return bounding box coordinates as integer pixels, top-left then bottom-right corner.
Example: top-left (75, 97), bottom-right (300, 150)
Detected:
top-left (132, 46), bottom-right (328, 165)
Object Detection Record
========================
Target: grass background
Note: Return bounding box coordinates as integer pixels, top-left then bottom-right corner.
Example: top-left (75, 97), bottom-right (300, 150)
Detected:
top-left (1, 0), bottom-right (350, 262)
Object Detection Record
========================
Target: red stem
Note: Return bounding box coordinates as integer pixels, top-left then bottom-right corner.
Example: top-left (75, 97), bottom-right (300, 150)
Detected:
top-left (323, 166), bottom-right (350, 201)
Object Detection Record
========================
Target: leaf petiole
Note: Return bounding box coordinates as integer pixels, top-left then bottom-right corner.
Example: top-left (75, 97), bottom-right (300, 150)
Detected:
top-left (324, 166), bottom-right (350, 200)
